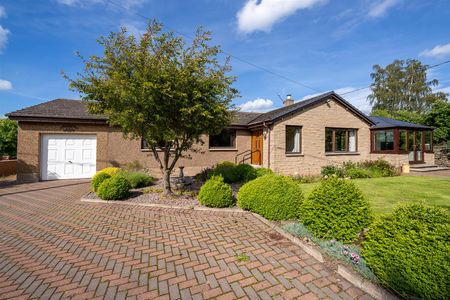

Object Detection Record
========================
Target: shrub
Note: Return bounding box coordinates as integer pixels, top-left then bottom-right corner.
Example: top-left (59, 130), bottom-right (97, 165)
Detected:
top-left (321, 165), bottom-right (344, 177)
top-left (237, 175), bottom-right (304, 221)
top-left (195, 167), bottom-right (214, 182)
top-left (345, 167), bottom-right (371, 179)
top-left (245, 167), bottom-right (273, 182)
top-left (91, 172), bottom-right (111, 192)
top-left (359, 159), bottom-right (396, 177)
top-left (363, 204), bottom-right (450, 299)
top-left (96, 175), bottom-right (131, 200)
top-left (100, 167), bottom-right (121, 176)
top-left (198, 176), bottom-right (235, 208)
top-left (122, 172), bottom-right (154, 188)
top-left (211, 162), bottom-right (240, 183)
top-left (300, 177), bottom-right (372, 243)
top-left (235, 163), bottom-right (255, 182)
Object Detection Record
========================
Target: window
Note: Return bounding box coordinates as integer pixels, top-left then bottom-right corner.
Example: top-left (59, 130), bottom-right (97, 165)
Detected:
top-left (209, 129), bottom-right (236, 148)
top-left (424, 131), bottom-right (432, 152)
top-left (399, 129), bottom-right (407, 151)
top-left (325, 128), bottom-right (357, 153)
top-left (373, 130), bottom-right (394, 151)
top-left (286, 126), bottom-right (301, 153)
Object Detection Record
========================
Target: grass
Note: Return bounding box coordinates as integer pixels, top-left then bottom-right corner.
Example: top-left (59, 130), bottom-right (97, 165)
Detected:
top-left (300, 176), bottom-right (450, 215)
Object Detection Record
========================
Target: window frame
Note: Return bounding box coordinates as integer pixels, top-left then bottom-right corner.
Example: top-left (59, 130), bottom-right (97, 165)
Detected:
top-left (208, 129), bottom-right (237, 150)
top-left (424, 130), bottom-right (433, 153)
top-left (371, 129), bottom-right (395, 153)
top-left (370, 129), bottom-right (434, 154)
top-left (325, 127), bottom-right (358, 153)
top-left (285, 125), bottom-right (302, 154)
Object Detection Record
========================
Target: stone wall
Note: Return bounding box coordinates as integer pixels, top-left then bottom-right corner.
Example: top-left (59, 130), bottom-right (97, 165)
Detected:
top-left (434, 145), bottom-right (450, 167)
top-left (0, 160), bottom-right (16, 177)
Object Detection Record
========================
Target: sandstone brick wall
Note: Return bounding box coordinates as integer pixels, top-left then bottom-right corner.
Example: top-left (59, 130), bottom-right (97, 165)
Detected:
top-left (0, 160), bottom-right (16, 177)
top-left (16, 122), bottom-right (250, 182)
top-left (261, 98), bottom-right (434, 176)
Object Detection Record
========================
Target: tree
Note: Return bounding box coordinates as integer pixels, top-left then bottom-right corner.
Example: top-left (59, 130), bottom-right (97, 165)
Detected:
top-left (368, 59), bottom-right (447, 113)
top-left (370, 109), bottom-right (424, 125)
top-left (423, 100), bottom-right (450, 144)
top-left (66, 21), bottom-right (238, 194)
top-left (0, 119), bottom-right (18, 158)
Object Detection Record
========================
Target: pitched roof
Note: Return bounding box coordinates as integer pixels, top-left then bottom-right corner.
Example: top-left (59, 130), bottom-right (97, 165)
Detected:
top-left (6, 99), bottom-right (262, 126)
top-left (247, 91), bottom-right (374, 126)
top-left (6, 99), bottom-right (108, 121)
top-left (368, 116), bottom-right (433, 129)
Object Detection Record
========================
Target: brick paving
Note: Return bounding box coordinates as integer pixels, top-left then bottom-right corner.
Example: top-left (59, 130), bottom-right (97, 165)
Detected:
top-left (0, 180), bottom-right (373, 299)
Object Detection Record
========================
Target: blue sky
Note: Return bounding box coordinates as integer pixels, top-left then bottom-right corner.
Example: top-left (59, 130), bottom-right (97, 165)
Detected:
top-left (1, 0), bottom-right (450, 117)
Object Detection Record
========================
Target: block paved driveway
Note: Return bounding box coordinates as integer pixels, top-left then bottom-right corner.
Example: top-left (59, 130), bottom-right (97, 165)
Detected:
top-left (0, 180), bottom-right (372, 300)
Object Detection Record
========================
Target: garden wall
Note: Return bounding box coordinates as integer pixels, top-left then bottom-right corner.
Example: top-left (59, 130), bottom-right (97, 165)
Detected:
top-left (0, 159), bottom-right (17, 177)
top-left (434, 145), bottom-right (450, 167)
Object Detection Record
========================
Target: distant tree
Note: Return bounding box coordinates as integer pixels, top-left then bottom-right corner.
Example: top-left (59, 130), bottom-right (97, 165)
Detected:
top-left (66, 21), bottom-right (238, 194)
top-left (368, 59), bottom-right (447, 113)
top-left (423, 100), bottom-right (450, 144)
top-left (0, 119), bottom-right (18, 158)
top-left (370, 109), bottom-right (424, 125)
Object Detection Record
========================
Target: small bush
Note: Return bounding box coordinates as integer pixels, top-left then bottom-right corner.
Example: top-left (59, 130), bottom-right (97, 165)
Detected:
top-left (122, 172), bottom-right (154, 188)
top-left (97, 175), bottom-right (131, 200)
top-left (245, 167), bottom-right (273, 182)
top-left (100, 167), bottom-right (121, 176)
top-left (321, 165), bottom-right (344, 177)
top-left (363, 204), bottom-right (450, 299)
top-left (237, 175), bottom-right (304, 221)
top-left (345, 167), bottom-right (371, 179)
top-left (195, 167), bottom-right (214, 182)
top-left (211, 162), bottom-right (240, 183)
top-left (359, 159), bottom-right (396, 177)
top-left (235, 163), bottom-right (255, 182)
top-left (300, 177), bottom-right (372, 243)
top-left (291, 174), bottom-right (322, 183)
top-left (198, 176), bottom-right (235, 208)
top-left (91, 172), bottom-right (111, 192)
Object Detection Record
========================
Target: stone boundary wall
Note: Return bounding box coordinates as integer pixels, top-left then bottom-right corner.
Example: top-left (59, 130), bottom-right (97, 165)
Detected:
top-left (434, 145), bottom-right (450, 167)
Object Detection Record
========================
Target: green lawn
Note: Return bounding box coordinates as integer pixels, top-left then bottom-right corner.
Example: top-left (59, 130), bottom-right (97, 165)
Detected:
top-left (300, 176), bottom-right (450, 215)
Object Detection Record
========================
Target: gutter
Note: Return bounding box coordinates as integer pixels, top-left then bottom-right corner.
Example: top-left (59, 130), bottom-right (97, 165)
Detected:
top-left (263, 121), bottom-right (271, 169)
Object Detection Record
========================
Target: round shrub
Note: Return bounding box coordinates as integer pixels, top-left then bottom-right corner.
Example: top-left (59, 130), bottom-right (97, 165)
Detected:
top-left (363, 204), bottom-right (450, 299)
top-left (91, 172), bottom-right (111, 192)
top-left (198, 176), bottom-right (235, 208)
top-left (300, 177), bottom-right (372, 243)
top-left (123, 172), bottom-right (154, 188)
top-left (237, 175), bottom-right (304, 221)
top-left (100, 167), bottom-right (121, 176)
top-left (235, 163), bottom-right (254, 182)
top-left (96, 175), bottom-right (131, 200)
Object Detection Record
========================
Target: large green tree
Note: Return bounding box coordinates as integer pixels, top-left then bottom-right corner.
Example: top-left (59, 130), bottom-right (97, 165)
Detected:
top-left (0, 119), bottom-right (18, 158)
top-left (66, 21), bottom-right (238, 194)
top-left (423, 100), bottom-right (450, 144)
top-left (368, 59), bottom-right (447, 113)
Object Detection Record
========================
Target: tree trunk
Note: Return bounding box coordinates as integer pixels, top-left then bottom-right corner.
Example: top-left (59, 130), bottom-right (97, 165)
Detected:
top-left (163, 169), bottom-right (172, 195)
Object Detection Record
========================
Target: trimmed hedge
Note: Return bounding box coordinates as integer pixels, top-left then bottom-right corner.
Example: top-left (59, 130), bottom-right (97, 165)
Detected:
top-left (91, 172), bottom-right (111, 192)
top-left (198, 176), bottom-right (235, 208)
top-left (100, 167), bottom-right (121, 176)
top-left (122, 172), bottom-right (154, 188)
top-left (300, 177), bottom-right (372, 243)
top-left (237, 175), bottom-right (304, 220)
top-left (97, 175), bottom-right (131, 200)
top-left (363, 204), bottom-right (450, 299)
top-left (211, 162), bottom-right (241, 183)
top-left (245, 167), bottom-right (273, 182)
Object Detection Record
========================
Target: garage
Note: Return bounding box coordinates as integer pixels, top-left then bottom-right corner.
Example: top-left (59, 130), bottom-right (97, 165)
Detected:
top-left (41, 134), bottom-right (97, 180)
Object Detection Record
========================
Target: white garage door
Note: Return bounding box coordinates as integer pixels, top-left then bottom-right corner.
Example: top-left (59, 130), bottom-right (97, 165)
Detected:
top-left (41, 135), bottom-right (97, 180)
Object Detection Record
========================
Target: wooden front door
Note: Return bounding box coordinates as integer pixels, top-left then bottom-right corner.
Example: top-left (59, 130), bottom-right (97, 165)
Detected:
top-left (251, 130), bottom-right (263, 165)
top-left (408, 130), bottom-right (424, 164)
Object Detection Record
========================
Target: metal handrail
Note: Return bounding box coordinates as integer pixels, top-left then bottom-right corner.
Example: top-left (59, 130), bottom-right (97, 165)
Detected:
top-left (236, 149), bottom-right (261, 164)
top-left (234, 149), bottom-right (252, 164)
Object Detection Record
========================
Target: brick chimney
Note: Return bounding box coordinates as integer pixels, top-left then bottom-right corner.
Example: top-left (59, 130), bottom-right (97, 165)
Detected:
top-left (283, 94), bottom-right (294, 107)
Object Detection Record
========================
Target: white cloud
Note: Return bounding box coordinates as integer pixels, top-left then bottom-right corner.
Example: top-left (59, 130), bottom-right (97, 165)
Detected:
top-left (0, 79), bottom-right (12, 90)
top-left (420, 43), bottom-right (450, 58)
top-left (0, 25), bottom-right (10, 52)
top-left (301, 87), bottom-right (373, 114)
top-left (239, 98), bottom-right (274, 112)
top-left (236, 0), bottom-right (325, 34)
top-left (368, 0), bottom-right (399, 18)
top-left (0, 6), bottom-right (6, 18)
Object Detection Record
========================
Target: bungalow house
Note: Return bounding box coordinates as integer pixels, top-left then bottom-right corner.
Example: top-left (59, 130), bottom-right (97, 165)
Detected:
top-left (7, 91), bottom-right (435, 183)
